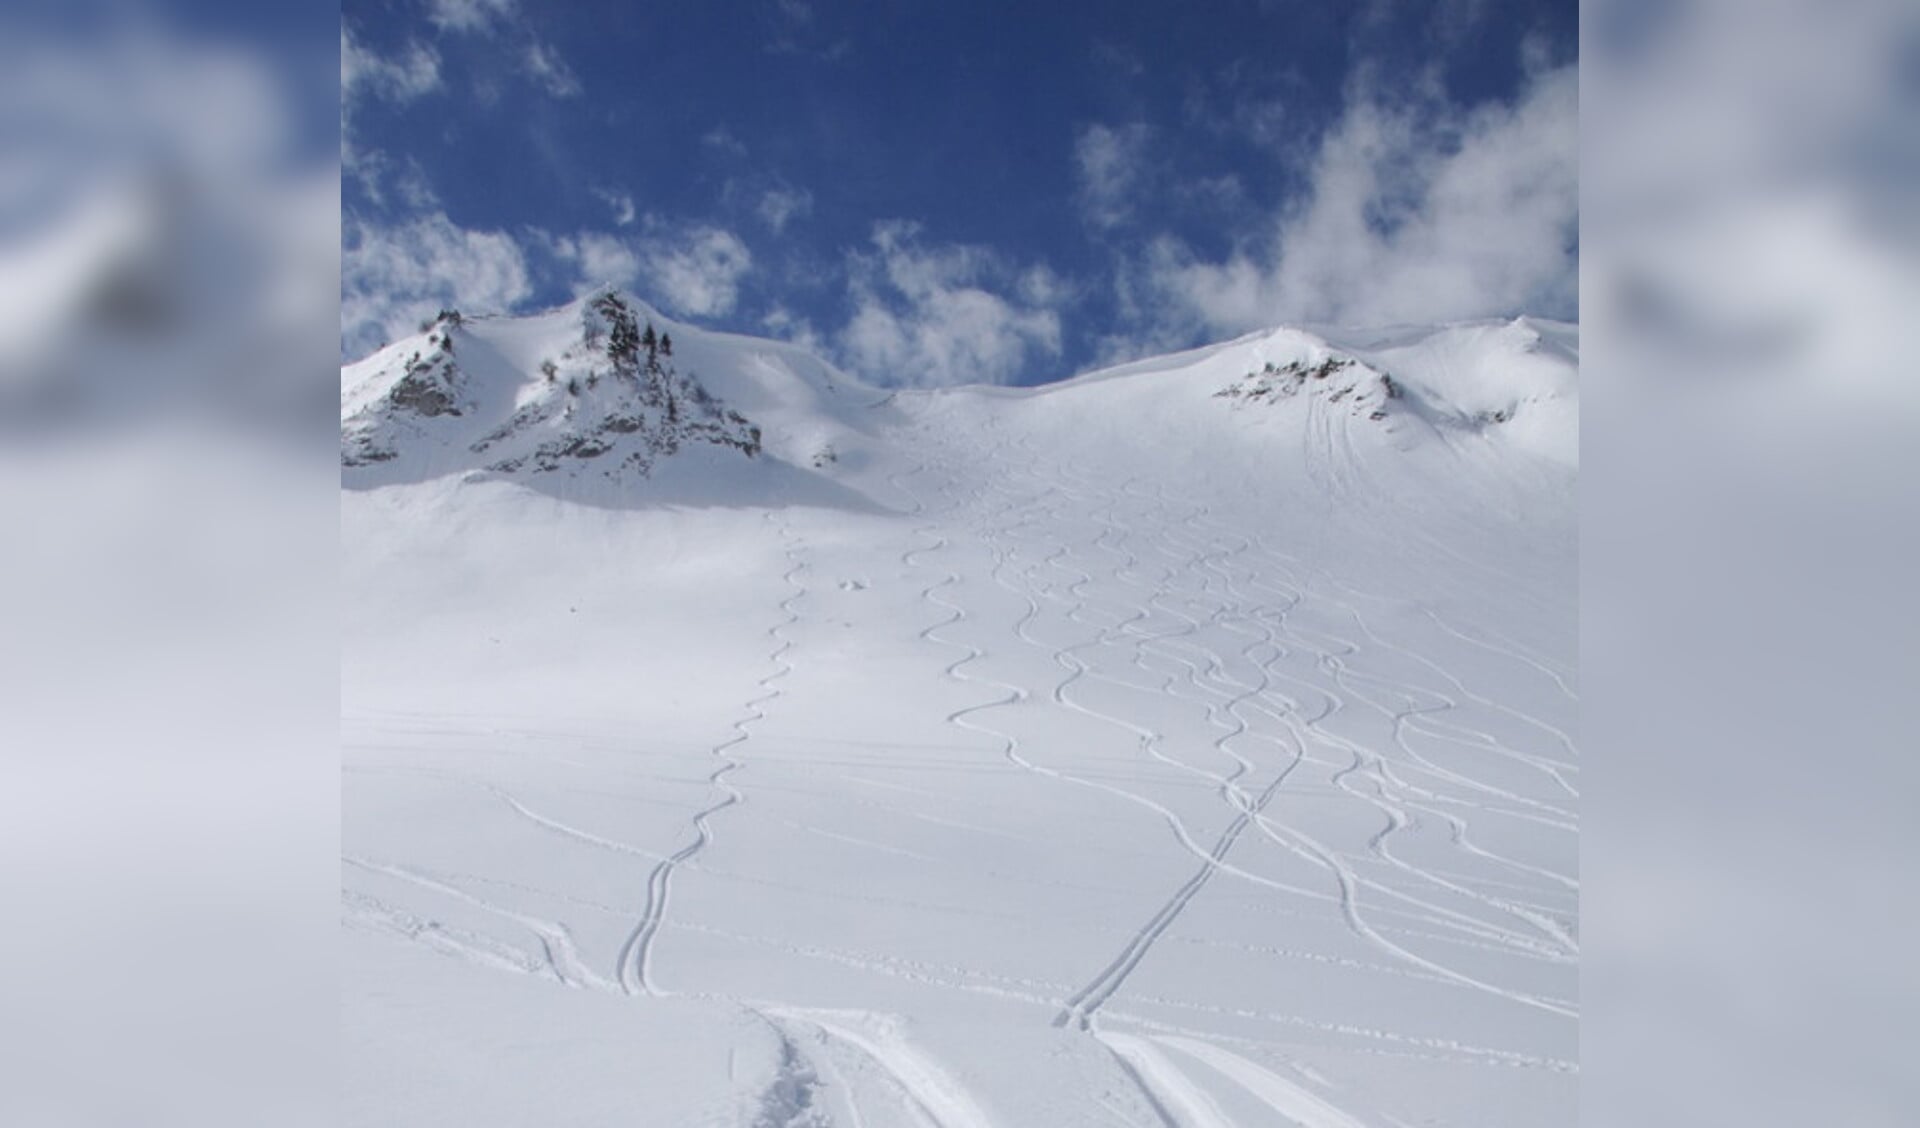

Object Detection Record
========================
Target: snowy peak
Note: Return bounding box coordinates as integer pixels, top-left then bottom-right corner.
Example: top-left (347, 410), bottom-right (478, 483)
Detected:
top-left (341, 293), bottom-right (763, 485)
top-left (379, 323), bottom-right (467, 419)
top-left (340, 295), bottom-right (1578, 497)
top-left (1058, 316), bottom-right (1575, 467)
top-left (340, 313), bottom-right (469, 432)
top-left (1203, 320), bottom-right (1574, 449)
top-left (468, 291), bottom-right (761, 479)
top-left (1353, 317), bottom-right (1579, 466)
top-left (1213, 352), bottom-right (1402, 423)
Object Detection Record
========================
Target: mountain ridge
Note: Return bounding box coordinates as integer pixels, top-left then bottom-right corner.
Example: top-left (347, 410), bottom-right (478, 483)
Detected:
top-left (342, 289), bottom-right (1578, 498)
top-left (342, 289), bottom-right (1580, 1126)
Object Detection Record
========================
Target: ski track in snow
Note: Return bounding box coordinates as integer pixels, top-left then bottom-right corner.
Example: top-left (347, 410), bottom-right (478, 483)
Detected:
top-left (872, 420), bottom-right (1577, 1114)
top-left (973, 440), bottom-right (1576, 1017)
top-left (764, 1008), bottom-right (998, 1128)
top-left (344, 342), bottom-right (1577, 1124)
top-left (1152, 1034), bottom-right (1372, 1128)
top-left (344, 855), bottom-right (617, 993)
top-left (619, 512), bottom-right (809, 998)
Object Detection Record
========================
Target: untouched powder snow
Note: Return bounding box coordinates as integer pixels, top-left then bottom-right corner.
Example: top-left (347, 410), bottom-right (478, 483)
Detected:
top-left (344, 294), bottom-right (1577, 1126)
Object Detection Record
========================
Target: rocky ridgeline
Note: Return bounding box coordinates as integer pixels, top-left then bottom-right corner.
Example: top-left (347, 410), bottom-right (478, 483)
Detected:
top-left (342, 294), bottom-right (762, 482)
top-left (341, 320), bottom-right (468, 467)
top-left (471, 292), bottom-right (761, 478)
top-left (1215, 354), bottom-right (1402, 422)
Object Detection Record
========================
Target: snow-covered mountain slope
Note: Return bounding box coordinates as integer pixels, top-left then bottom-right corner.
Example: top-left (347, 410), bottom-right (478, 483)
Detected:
top-left (342, 289), bottom-right (885, 504)
top-left (343, 301), bottom-right (1578, 1127)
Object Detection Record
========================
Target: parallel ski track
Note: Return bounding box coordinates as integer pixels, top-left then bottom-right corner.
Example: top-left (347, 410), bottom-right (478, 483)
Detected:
top-left (346, 393), bottom-right (1576, 1125)
top-left (976, 431), bottom-right (1579, 1019)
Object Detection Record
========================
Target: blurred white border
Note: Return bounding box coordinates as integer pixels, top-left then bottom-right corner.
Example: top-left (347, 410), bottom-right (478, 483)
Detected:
top-left (1585, 1), bottom-right (1919, 1124)
top-left (0, 10), bottom-right (338, 1127)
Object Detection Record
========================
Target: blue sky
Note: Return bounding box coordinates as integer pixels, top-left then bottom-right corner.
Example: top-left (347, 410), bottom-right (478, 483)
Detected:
top-left (343, 0), bottom-right (1577, 385)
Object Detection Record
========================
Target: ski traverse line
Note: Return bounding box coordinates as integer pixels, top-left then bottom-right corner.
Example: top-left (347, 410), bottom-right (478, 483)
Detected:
top-left (892, 466), bottom-right (1319, 1035)
top-left (1420, 606), bottom-right (1579, 701)
top-left (1185, 496), bottom-right (1570, 731)
top-left (1075, 462), bottom-right (1582, 982)
top-left (1310, 645), bottom-right (1576, 825)
top-left (617, 513), bottom-right (807, 998)
top-left (764, 1005), bottom-right (996, 1128)
top-left (1055, 586), bottom-right (1570, 1014)
top-left (1334, 605), bottom-right (1579, 796)
top-left (1156, 1034), bottom-right (1374, 1128)
top-left (984, 446), bottom-right (1571, 974)
top-left (1052, 759), bottom-right (1297, 1031)
top-left (1101, 1001), bottom-right (1578, 1072)
top-left (1313, 659), bottom-right (1579, 948)
top-left (891, 424), bottom-right (1575, 1103)
top-left (1225, 664), bottom-right (1576, 964)
top-left (1097, 1033), bottom-right (1215, 1128)
top-left (1036, 500), bottom-right (1371, 1031)
top-left (673, 906), bottom-right (1574, 1075)
top-left (345, 855), bottom-right (617, 992)
top-left (343, 763), bottom-right (671, 861)
top-left (1021, 454), bottom-right (1574, 966)
top-left (343, 887), bottom-right (563, 981)
top-left (970, 476), bottom-right (1340, 1027)
top-left (1052, 485), bottom-right (1559, 951)
top-left (1311, 584), bottom-right (1579, 769)
top-left (1332, 748), bottom-right (1580, 959)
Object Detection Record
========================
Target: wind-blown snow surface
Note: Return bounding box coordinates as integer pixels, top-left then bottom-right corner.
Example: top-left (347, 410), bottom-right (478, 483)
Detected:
top-left (343, 297), bottom-right (1577, 1127)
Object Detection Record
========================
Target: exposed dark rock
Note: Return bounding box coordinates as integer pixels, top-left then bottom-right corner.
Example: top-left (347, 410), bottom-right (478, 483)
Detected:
top-left (344, 295), bottom-right (765, 480)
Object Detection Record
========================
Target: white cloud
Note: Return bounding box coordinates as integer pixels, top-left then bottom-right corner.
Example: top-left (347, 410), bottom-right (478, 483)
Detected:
top-left (1018, 264), bottom-right (1069, 308)
top-left (640, 226), bottom-right (754, 317)
top-left (341, 28), bottom-right (444, 211)
top-left (593, 186), bottom-right (637, 227)
top-left (702, 126), bottom-right (749, 159)
top-left (427, 0), bottom-right (518, 35)
top-left (756, 186), bottom-right (814, 233)
top-left (524, 40), bottom-right (581, 98)
top-left (1074, 123), bottom-right (1152, 230)
top-left (343, 142), bottom-right (442, 213)
top-left (762, 306), bottom-right (824, 355)
top-left (343, 7), bottom-right (578, 208)
top-left (1138, 61), bottom-right (1577, 335)
top-left (418, 0), bottom-right (577, 100)
top-left (341, 212), bottom-right (533, 358)
top-left (340, 216), bottom-right (756, 357)
top-left (391, 159), bottom-right (441, 211)
top-left (836, 221), bottom-right (1064, 387)
top-left (340, 27), bottom-right (441, 103)
top-left (540, 230), bottom-right (643, 294)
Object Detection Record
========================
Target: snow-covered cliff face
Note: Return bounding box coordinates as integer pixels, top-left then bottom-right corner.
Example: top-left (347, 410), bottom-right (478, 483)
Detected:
top-left (1005, 315), bottom-right (1577, 472)
top-left (1214, 318), bottom-right (1578, 476)
top-left (342, 291), bottom-right (1576, 502)
top-left (341, 291), bottom-right (763, 484)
